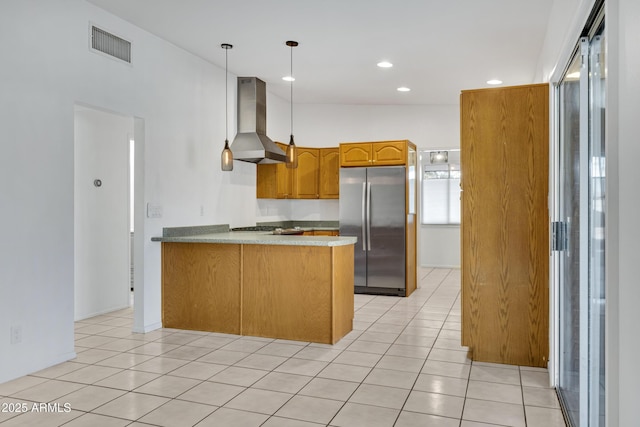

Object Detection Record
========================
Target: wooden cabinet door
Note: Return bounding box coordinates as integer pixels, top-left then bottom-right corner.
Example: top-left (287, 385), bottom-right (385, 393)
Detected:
top-left (372, 141), bottom-right (406, 165)
top-left (319, 148), bottom-right (339, 198)
top-left (276, 162), bottom-right (293, 198)
top-left (460, 83), bottom-right (549, 367)
top-left (256, 143), bottom-right (291, 199)
top-left (256, 164), bottom-right (277, 199)
top-left (293, 148), bottom-right (320, 198)
top-left (313, 230), bottom-right (339, 236)
top-left (275, 142), bottom-right (293, 198)
top-left (340, 142), bottom-right (372, 167)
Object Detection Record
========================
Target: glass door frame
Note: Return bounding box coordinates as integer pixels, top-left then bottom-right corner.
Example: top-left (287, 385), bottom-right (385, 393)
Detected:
top-left (551, 6), bottom-right (605, 426)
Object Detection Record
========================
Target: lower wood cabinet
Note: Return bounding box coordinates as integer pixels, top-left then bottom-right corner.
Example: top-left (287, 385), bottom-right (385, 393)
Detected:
top-left (162, 243), bottom-right (241, 334)
top-left (162, 242), bottom-right (354, 344)
top-left (312, 230), bottom-right (339, 236)
top-left (302, 229), bottom-right (339, 236)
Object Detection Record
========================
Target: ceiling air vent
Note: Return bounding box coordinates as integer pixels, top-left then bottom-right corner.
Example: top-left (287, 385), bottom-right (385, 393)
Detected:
top-left (90, 25), bottom-right (131, 64)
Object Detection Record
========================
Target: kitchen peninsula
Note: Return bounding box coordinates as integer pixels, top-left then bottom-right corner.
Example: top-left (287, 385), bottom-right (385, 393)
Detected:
top-left (152, 225), bottom-right (356, 344)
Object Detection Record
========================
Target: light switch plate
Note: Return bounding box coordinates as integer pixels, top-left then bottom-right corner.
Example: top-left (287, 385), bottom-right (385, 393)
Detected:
top-left (146, 203), bottom-right (163, 218)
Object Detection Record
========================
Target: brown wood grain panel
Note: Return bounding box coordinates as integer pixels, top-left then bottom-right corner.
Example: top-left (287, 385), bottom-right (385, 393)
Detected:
top-left (331, 245), bottom-right (355, 343)
top-left (242, 245), bottom-right (334, 343)
top-left (372, 140), bottom-right (406, 165)
top-left (162, 243), bottom-right (241, 334)
top-left (256, 163), bottom-right (278, 198)
top-left (293, 148), bottom-right (320, 199)
top-left (319, 148), bottom-right (340, 198)
top-left (406, 214), bottom-right (417, 297)
top-left (340, 142), bottom-right (372, 167)
top-left (256, 142), bottom-right (293, 199)
top-left (461, 83), bottom-right (549, 367)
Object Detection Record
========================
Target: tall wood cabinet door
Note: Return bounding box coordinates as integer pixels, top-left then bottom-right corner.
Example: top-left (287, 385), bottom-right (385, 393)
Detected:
top-left (275, 143), bottom-right (293, 198)
top-left (319, 148), bottom-right (339, 198)
top-left (256, 164), bottom-right (277, 199)
top-left (340, 143), bottom-right (372, 167)
top-left (372, 141), bottom-right (406, 165)
top-left (461, 83), bottom-right (549, 367)
top-left (276, 162), bottom-right (293, 198)
top-left (293, 148), bottom-right (320, 198)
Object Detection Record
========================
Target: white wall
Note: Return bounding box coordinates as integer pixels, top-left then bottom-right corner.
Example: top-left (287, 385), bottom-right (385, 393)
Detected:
top-left (294, 104), bottom-right (460, 148)
top-left (74, 106), bottom-right (132, 320)
top-left (0, 0), bottom-right (274, 382)
top-left (608, 0), bottom-right (640, 424)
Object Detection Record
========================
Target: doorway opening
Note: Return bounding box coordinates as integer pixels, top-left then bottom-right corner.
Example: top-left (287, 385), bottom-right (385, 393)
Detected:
top-left (74, 105), bottom-right (141, 322)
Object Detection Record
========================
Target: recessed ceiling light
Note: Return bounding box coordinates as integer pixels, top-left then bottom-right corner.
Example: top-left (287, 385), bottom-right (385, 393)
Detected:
top-left (377, 61), bottom-right (393, 68)
top-left (282, 76), bottom-right (295, 82)
top-left (397, 87), bottom-right (411, 92)
top-left (487, 79), bottom-right (503, 85)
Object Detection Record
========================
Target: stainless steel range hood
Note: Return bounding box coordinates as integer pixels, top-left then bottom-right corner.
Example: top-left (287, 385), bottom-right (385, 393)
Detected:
top-left (230, 77), bottom-right (286, 164)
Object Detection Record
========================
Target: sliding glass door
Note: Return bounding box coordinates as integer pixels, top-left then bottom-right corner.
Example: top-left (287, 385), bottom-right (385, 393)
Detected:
top-left (556, 11), bottom-right (605, 427)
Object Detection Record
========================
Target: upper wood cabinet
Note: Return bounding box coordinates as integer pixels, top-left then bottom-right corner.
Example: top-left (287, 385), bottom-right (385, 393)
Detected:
top-left (293, 148), bottom-right (320, 199)
top-left (339, 142), bottom-right (372, 167)
top-left (460, 83), bottom-right (549, 367)
top-left (256, 143), bottom-right (293, 199)
top-left (319, 148), bottom-right (339, 199)
top-left (257, 144), bottom-right (337, 199)
top-left (340, 140), bottom-right (408, 167)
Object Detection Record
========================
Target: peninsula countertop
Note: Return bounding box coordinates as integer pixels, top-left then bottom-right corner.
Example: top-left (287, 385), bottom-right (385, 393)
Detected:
top-left (152, 231), bottom-right (356, 247)
top-left (159, 224), bottom-right (355, 344)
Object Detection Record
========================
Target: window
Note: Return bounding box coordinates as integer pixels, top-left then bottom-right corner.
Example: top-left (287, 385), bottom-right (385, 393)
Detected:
top-left (421, 150), bottom-right (460, 225)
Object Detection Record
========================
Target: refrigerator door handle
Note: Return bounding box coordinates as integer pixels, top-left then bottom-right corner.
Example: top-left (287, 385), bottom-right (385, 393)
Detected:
top-left (361, 182), bottom-right (367, 251)
top-left (366, 182), bottom-right (372, 251)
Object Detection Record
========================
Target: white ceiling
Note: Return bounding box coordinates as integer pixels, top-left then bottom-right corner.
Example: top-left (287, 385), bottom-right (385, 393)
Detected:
top-left (87, 0), bottom-right (553, 105)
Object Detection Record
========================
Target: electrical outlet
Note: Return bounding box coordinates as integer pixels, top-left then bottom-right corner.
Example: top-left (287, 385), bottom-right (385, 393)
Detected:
top-left (10, 325), bottom-right (22, 344)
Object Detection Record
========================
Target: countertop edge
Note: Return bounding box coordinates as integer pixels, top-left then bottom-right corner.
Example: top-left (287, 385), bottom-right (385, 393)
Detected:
top-left (152, 232), bottom-right (356, 247)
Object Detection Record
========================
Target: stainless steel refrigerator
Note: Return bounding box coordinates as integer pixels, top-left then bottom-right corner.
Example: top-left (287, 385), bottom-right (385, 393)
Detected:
top-left (339, 166), bottom-right (406, 296)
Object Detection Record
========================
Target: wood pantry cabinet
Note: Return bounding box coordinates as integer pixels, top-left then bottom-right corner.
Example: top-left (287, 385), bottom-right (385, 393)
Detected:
top-left (460, 83), bottom-right (549, 367)
top-left (257, 144), bottom-right (339, 199)
top-left (339, 140), bottom-right (407, 167)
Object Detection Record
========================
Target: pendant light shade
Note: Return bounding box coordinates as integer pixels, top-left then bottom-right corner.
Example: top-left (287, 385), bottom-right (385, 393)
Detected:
top-left (221, 139), bottom-right (233, 171)
top-left (221, 43), bottom-right (233, 172)
top-left (285, 40), bottom-right (298, 169)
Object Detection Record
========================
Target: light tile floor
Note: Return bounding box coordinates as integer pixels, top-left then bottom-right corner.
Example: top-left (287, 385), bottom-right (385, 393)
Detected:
top-left (0, 268), bottom-right (566, 427)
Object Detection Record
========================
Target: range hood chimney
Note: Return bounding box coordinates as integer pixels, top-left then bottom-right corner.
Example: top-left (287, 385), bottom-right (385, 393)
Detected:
top-left (230, 77), bottom-right (286, 164)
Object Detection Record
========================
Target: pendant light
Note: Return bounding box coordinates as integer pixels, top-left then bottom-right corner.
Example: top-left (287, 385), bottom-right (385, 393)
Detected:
top-left (285, 40), bottom-right (298, 169)
top-left (220, 43), bottom-right (233, 171)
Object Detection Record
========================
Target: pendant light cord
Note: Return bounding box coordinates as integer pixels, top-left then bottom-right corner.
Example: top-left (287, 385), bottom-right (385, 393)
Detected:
top-left (225, 46), bottom-right (229, 142)
top-left (290, 44), bottom-right (293, 136)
